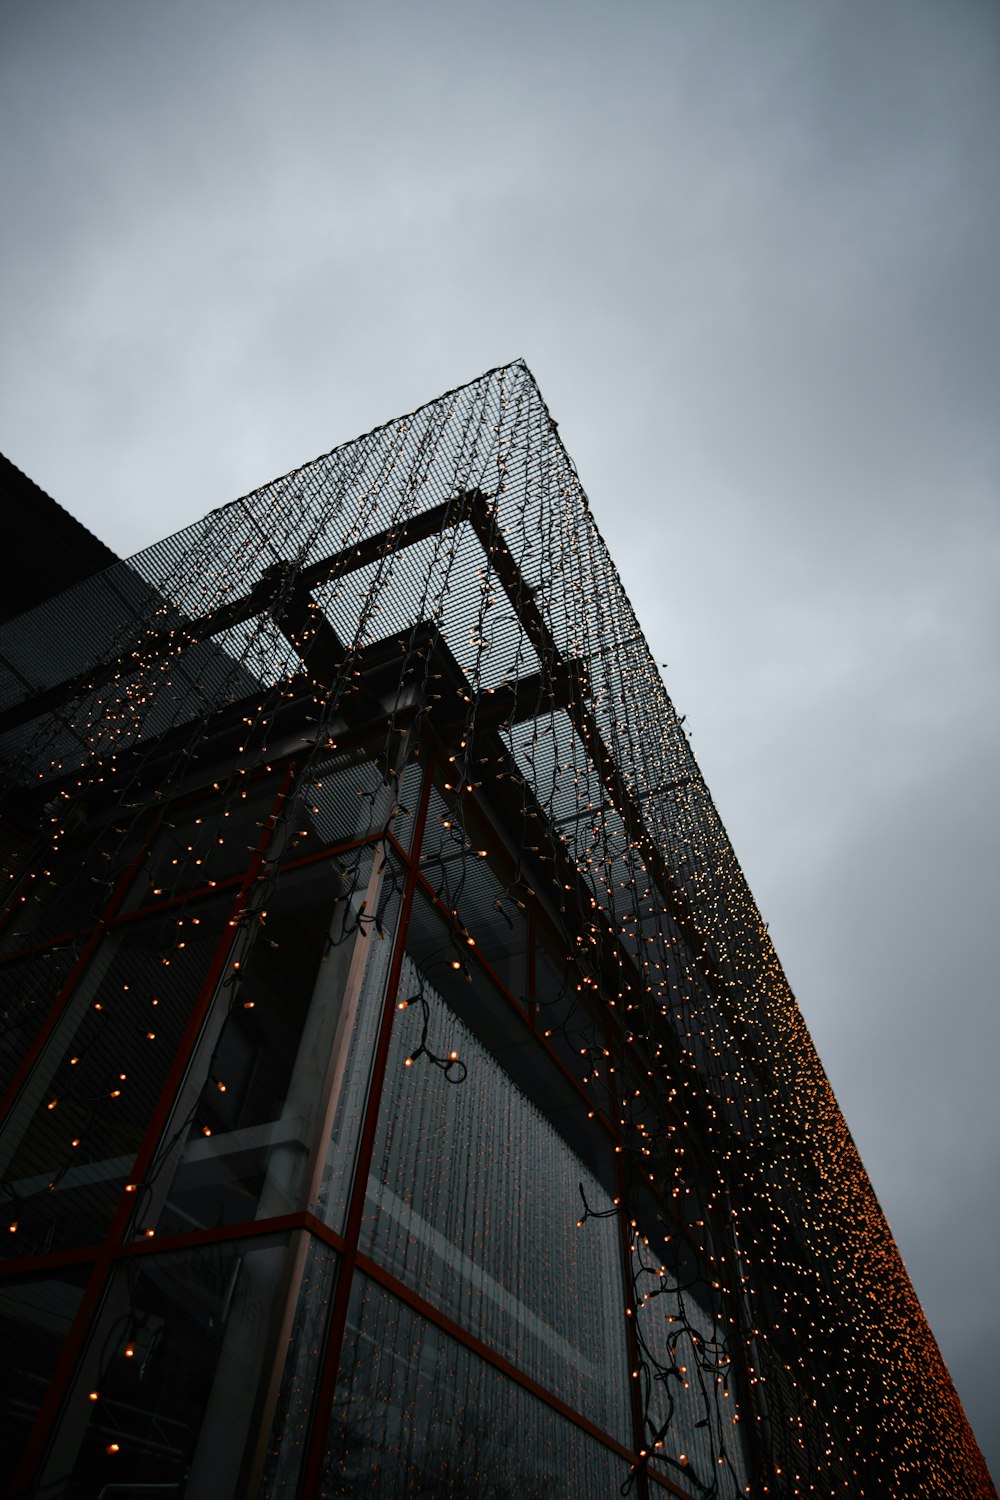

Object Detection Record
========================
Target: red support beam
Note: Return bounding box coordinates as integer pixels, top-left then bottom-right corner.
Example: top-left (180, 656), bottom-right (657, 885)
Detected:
top-left (0, 814), bottom-right (161, 1126)
top-left (8, 760), bottom-right (298, 1499)
top-left (298, 746), bottom-right (435, 1500)
top-left (354, 1249), bottom-right (697, 1500)
top-left (0, 831), bottom-right (382, 974)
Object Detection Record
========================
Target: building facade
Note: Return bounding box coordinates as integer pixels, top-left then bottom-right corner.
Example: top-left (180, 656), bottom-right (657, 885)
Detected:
top-left (0, 363), bottom-right (993, 1499)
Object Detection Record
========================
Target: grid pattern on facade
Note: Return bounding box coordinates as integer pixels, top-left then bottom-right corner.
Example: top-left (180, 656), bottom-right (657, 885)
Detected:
top-left (0, 361), bottom-right (993, 1499)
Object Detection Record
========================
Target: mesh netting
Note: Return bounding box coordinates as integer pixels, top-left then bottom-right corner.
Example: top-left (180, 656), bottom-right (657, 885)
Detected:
top-left (0, 360), bottom-right (989, 1499)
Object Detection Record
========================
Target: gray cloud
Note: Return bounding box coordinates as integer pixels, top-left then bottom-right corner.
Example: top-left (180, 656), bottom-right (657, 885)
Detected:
top-left (2, 0), bottom-right (998, 1475)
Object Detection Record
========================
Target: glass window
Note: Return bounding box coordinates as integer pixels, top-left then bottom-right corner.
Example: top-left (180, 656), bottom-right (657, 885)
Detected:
top-left (146, 851), bottom-right (380, 1237)
top-left (322, 1273), bottom-right (632, 1499)
top-left (362, 936), bottom-right (631, 1442)
top-left (0, 825), bottom-right (142, 957)
top-left (259, 1234), bottom-right (340, 1499)
top-left (297, 751), bottom-right (423, 856)
top-left (0, 902), bottom-right (231, 1257)
top-left (36, 1234), bottom-right (294, 1500)
top-left (417, 782), bottom-right (531, 1000)
top-left (0, 1264), bottom-right (88, 1493)
top-left (0, 940), bottom-right (86, 1098)
top-left (136, 777), bottom-right (283, 904)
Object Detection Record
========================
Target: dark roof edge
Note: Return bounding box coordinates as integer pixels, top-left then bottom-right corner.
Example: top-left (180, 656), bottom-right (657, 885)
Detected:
top-left (0, 453), bottom-right (120, 621)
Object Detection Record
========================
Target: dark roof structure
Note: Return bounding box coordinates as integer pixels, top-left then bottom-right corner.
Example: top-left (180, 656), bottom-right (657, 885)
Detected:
top-left (0, 453), bottom-right (118, 622)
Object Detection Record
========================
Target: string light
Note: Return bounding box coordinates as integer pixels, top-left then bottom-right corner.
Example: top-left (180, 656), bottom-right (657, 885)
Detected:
top-left (0, 359), bottom-right (988, 1500)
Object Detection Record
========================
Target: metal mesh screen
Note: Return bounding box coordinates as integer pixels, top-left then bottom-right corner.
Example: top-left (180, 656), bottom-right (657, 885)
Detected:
top-left (0, 360), bottom-right (988, 1499)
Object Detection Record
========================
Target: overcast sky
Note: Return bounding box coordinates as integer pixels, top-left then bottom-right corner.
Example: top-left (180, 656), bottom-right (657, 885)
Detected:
top-left (2, 0), bottom-right (998, 1477)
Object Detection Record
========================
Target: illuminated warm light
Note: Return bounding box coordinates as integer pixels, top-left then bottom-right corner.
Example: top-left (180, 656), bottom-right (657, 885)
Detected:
top-left (0, 359), bottom-right (985, 1500)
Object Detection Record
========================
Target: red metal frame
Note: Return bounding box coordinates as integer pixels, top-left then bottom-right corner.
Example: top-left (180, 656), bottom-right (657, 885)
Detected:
top-left (353, 1249), bottom-right (696, 1499)
top-left (0, 814), bottom-right (162, 1125)
top-left (0, 1194), bottom-right (695, 1500)
top-left (297, 745), bottom-right (436, 1499)
top-left (8, 760), bottom-right (298, 1498)
top-left (0, 463), bottom-right (787, 1498)
top-left (0, 1211), bottom-right (347, 1282)
top-left (0, 830), bottom-right (390, 982)
top-left (382, 808), bottom-right (707, 1265)
top-left (293, 741), bottom-right (699, 1498)
top-left (1, 725), bottom-right (762, 1498)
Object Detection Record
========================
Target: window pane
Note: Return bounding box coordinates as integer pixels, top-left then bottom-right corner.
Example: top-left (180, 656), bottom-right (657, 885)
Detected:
top-left (0, 940), bottom-right (86, 1097)
top-left (0, 828), bottom-right (141, 956)
top-left (0, 1265), bottom-right (88, 1493)
top-left (297, 751), bottom-right (423, 856)
top-left (362, 943), bottom-right (631, 1442)
top-left (259, 1234), bottom-right (340, 1499)
top-left (136, 778), bottom-right (281, 904)
top-left (0, 903), bottom-right (230, 1257)
top-left (147, 852), bottom-right (377, 1236)
top-left (38, 1235), bottom-right (293, 1499)
top-left (322, 1274), bottom-right (632, 1499)
top-left (417, 781), bottom-right (530, 998)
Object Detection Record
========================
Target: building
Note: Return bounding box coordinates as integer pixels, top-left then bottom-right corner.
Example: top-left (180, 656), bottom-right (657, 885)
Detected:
top-left (0, 362), bottom-right (993, 1499)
